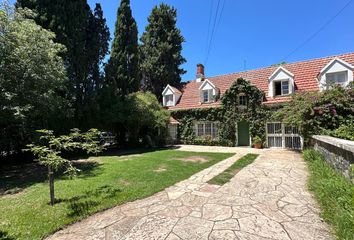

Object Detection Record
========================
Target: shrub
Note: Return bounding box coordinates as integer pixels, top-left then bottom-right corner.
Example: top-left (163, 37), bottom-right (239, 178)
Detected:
top-left (303, 149), bottom-right (354, 239)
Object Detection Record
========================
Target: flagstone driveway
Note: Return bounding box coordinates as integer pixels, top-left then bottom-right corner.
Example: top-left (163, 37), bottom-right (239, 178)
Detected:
top-left (47, 147), bottom-right (333, 240)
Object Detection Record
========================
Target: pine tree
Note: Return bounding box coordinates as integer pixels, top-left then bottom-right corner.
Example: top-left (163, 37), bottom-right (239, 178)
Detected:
top-left (140, 3), bottom-right (186, 100)
top-left (105, 0), bottom-right (139, 96)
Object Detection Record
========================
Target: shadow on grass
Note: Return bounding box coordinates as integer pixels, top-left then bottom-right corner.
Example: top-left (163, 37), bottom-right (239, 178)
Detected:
top-left (0, 160), bottom-right (102, 196)
top-left (56, 185), bottom-right (122, 217)
top-left (0, 230), bottom-right (15, 240)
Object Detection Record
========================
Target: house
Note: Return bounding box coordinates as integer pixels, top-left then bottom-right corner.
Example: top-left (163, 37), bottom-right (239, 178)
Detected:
top-left (162, 52), bottom-right (354, 149)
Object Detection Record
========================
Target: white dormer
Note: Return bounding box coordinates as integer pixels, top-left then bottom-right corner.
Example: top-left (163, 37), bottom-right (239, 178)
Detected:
top-left (198, 79), bottom-right (219, 103)
top-left (162, 85), bottom-right (181, 107)
top-left (268, 66), bottom-right (294, 98)
top-left (319, 58), bottom-right (353, 91)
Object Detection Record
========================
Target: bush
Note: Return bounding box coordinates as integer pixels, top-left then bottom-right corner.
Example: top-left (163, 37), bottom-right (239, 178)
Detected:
top-left (303, 149), bottom-right (354, 240)
top-left (328, 122), bottom-right (354, 141)
top-left (182, 136), bottom-right (234, 147)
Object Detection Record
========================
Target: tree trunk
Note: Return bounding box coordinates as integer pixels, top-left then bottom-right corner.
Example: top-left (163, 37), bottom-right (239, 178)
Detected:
top-left (48, 166), bottom-right (55, 206)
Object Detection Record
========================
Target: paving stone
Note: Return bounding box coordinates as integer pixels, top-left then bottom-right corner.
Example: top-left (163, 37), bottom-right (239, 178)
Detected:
top-left (121, 215), bottom-right (178, 240)
top-left (172, 216), bottom-right (214, 240)
top-left (213, 218), bottom-right (240, 231)
top-left (105, 216), bottom-right (140, 240)
top-left (282, 221), bottom-right (333, 240)
top-left (202, 204), bottom-right (233, 221)
top-left (46, 148), bottom-right (333, 240)
top-left (209, 230), bottom-right (239, 240)
top-left (238, 215), bottom-right (291, 240)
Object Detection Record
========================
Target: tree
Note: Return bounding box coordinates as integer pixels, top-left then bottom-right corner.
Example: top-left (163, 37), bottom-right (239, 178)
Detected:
top-left (0, 2), bottom-right (68, 155)
top-left (81, 3), bottom-right (110, 128)
top-left (100, 92), bottom-right (170, 147)
top-left (140, 3), bottom-right (186, 100)
top-left (105, 0), bottom-right (139, 96)
top-left (27, 129), bottom-right (102, 205)
top-left (16, 0), bottom-right (110, 127)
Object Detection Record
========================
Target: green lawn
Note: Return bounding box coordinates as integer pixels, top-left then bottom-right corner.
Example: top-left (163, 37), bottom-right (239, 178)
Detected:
top-left (0, 149), bottom-right (233, 240)
top-left (303, 149), bottom-right (354, 240)
top-left (208, 154), bottom-right (258, 185)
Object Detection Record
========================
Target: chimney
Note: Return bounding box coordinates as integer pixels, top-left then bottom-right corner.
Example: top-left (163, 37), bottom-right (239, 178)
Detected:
top-left (196, 64), bottom-right (205, 82)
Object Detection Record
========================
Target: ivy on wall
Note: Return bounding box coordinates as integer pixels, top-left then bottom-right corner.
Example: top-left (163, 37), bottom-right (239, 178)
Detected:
top-left (171, 78), bottom-right (271, 146)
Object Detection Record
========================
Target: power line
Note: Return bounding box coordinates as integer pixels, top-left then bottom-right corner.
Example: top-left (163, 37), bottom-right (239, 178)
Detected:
top-left (204, 0), bottom-right (214, 61)
top-left (205, 0), bottom-right (225, 65)
top-left (281, 0), bottom-right (354, 61)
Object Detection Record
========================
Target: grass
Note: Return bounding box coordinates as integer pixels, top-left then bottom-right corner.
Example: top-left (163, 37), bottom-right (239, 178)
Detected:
top-left (0, 149), bottom-right (233, 240)
top-left (303, 149), bottom-right (354, 240)
top-left (208, 153), bottom-right (259, 185)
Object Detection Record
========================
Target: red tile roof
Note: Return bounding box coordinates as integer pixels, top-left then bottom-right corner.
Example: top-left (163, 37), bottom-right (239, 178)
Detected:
top-left (168, 52), bottom-right (354, 110)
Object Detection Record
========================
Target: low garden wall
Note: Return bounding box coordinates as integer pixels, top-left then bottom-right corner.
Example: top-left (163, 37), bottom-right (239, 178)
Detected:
top-left (312, 135), bottom-right (354, 181)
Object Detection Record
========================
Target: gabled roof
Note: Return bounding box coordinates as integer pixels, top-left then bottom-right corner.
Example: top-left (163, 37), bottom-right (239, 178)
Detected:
top-left (198, 79), bottom-right (216, 90)
top-left (320, 57), bottom-right (354, 73)
top-left (162, 84), bottom-right (182, 95)
top-left (269, 66), bottom-right (294, 80)
top-left (167, 52), bottom-right (354, 110)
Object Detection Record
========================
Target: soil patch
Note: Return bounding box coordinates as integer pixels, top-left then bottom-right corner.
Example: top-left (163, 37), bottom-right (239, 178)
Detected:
top-left (175, 156), bottom-right (210, 163)
top-left (153, 165), bottom-right (168, 173)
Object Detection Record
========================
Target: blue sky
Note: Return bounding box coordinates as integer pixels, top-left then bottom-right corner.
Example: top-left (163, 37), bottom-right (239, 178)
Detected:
top-left (12, 0), bottom-right (354, 81)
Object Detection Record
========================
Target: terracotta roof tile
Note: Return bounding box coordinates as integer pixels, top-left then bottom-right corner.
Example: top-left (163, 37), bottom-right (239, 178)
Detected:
top-left (168, 52), bottom-right (354, 110)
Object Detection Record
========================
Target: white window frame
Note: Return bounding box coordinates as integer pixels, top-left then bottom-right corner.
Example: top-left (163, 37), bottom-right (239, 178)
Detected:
top-left (268, 67), bottom-right (294, 98)
top-left (194, 122), bottom-right (219, 139)
top-left (202, 89), bottom-right (213, 103)
top-left (266, 122), bottom-right (303, 150)
top-left (165, 94), bottom-right (174, 106)
top-left (325, 71), bottom-right (348, 87)
top-left (274, 80), bottom-right (290, 96)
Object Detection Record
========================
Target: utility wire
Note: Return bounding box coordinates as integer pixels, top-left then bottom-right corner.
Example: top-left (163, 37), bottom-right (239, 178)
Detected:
top-left (204, 0), bottom-right (214, 62)
top-left (204, 0), bottom-right (223, 65)
top-left (281, 0), bottom-right (354, 61)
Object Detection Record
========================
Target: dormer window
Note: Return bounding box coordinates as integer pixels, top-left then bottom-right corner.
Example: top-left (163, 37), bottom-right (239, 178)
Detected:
top-left (165, 94), bottom-right (174, 106)
top-left (319, 58), bottom-right (353, 91)
top-left (268, 67), bottom-right (294, 98)
top-left (199, 79), bottom-right (219, 104)
top-left (274, 80), bottom-right (289, 96)
top-left (202, 89), bottom-right (213, 103)
top-left (326, 71), bottom-right (348, 87)
top-left (162, 84), bottom-right (182, 107)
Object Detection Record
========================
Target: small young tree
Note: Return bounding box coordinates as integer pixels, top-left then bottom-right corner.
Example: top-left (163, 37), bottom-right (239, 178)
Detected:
top-left (27, 129), bottom-right (102, 205)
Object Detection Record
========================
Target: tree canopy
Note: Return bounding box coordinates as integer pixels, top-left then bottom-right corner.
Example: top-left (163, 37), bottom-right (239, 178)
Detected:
top-left (140, 3), bottom-right (186, 100)
top-left (0, 3), bottom-right (68, 154)
top-left (105, 0), bottom-right (139, 96)
top-left (16, 0), bottom-right (110, 127)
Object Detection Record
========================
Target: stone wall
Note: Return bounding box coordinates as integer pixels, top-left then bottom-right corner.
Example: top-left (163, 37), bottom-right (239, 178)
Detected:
top-left (312, 135), bottom-right (354, 181)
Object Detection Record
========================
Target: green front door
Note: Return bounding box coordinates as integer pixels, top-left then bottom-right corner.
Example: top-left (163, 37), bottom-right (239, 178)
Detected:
top-left (237, 121), bottom-right (250, 146)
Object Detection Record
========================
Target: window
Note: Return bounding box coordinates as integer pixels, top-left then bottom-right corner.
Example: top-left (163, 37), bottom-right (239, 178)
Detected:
top-left (197, 123), bottom-right (204, 137)
top-left (239, 95), bottom-right (247, 106)
top-left (165, 94), bottom-right (174, 106)
top-left (168, 124), bottom-right (177, 140)
top-left (274, 80), bottom-right (289, 96)
top-left (202, 89), bottom-right (213, 103)
top-left (266, 122), bottom-right (302, 149)
top-left (326, 71), bottom-right (348, 87)
top-left (195, 122), bottom-right (218, 139)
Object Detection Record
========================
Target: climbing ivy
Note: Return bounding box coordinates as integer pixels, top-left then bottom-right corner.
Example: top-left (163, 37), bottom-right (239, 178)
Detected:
top-left (171, 78), bottom-right (271, 146)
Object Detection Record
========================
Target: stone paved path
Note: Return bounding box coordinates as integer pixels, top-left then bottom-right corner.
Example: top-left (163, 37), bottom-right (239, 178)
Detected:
top-left (47, 148), bottom-right (333, 240)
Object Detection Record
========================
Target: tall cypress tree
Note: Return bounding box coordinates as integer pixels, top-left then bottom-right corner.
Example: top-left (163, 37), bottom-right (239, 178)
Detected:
top-left (105, 0), bottom-right (139, 96)
top-left (140, 3), bottom-right (186, 100)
